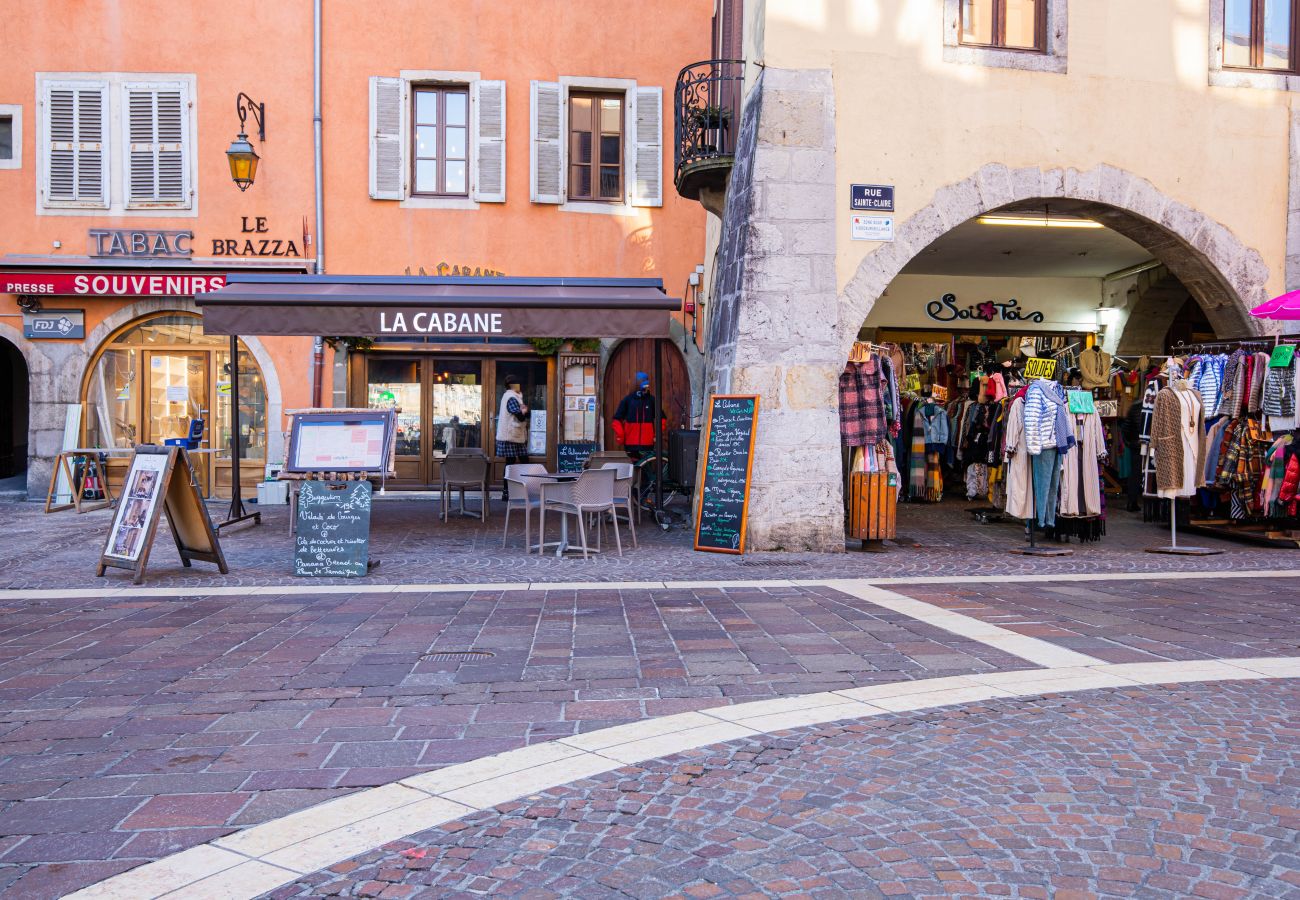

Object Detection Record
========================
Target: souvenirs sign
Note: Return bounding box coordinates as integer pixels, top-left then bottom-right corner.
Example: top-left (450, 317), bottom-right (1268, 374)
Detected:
top-left (694, 395), bottom-right (759, 555)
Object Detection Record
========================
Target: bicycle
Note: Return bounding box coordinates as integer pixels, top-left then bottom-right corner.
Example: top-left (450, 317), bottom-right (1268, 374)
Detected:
top-left (633, 451), bottom-right (691, 530)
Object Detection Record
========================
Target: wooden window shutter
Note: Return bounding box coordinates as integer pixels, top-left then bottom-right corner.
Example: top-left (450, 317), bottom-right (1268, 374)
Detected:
top-left (530, 80), bottom-right (562, 203)
top-left (369, 76), bottom-right (404, 200)
top-left (631, 86), bottom-right (662, 207)
top-left (125, 83), bottom-right (189, 206)
top-left (44, 81), bottom-right (107, 205)
top-left (471, 79), bottom-right (506, 203)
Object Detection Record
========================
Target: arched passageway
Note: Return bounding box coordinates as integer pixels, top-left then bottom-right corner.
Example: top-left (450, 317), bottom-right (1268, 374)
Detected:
top-left (0, 336), bottom-right (29, 485)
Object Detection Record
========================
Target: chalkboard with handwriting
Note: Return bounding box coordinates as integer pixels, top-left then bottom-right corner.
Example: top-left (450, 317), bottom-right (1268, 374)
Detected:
top-left (694, 395), bottom-right (759, 554)
top-left (294, 480), bottom-right (372, 577)
top-left (558, 441), bottom-right (597, 473)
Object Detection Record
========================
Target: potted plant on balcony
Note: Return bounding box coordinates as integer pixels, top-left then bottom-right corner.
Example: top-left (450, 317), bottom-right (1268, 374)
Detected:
top-left (690, 105), bottom-right (731, 130)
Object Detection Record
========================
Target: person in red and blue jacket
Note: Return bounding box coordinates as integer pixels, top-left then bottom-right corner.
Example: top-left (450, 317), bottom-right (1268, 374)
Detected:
top-left (612, 371), bottom-right (667, 457)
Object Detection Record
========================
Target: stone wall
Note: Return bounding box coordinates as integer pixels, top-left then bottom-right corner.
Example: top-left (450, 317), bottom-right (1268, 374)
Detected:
top-left (708, 67), bottom-right (845, 552)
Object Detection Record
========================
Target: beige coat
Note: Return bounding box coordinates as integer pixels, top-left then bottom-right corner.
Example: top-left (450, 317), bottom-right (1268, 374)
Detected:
top-left (1058, 411), bottom-right (1106, 517)
top-left (1151, 383), bottom-right (1206, 498)
top-left (1003, 397), bottom-right (1034, 520)
top-left (1079, 347), bottom-right (1112, 390)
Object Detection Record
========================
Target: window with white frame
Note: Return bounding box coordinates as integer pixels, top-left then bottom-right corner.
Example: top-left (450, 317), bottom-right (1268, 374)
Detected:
top-left (530, 78), bottom-right (662, 210)
top-left (37, 74), bottom-right (194, 213)
top-left (368, 72), bottom-right (505, 205)
top-left (0, 104), bottom-right (21, 169)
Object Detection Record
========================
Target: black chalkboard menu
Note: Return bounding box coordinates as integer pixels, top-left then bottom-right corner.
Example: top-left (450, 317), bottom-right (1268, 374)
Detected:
top-left (558, 441), bottom-right (597, 473)
top-left (294, 480), bottom-right (373, 577)
top-left (694, 395), bottom-right (759, 554)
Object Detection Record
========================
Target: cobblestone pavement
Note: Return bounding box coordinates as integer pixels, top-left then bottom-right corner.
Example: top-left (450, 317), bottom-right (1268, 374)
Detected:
top-left (893, 578), bottom-right (1300, 663)
top-left (0, 498), bottom-right (1293, 590)
top-left (266, 680), bottom-right (1300, 900)
top-left (0, 584), bottom-right (1029, 898)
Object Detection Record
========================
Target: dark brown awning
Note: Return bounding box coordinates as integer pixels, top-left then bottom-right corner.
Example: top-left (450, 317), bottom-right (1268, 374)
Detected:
top-left (196, 274), bottom-right (679, 338)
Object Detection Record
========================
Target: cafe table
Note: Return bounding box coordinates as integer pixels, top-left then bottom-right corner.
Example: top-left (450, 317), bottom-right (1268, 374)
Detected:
top-left (515, 471), bottom-right (592, 557)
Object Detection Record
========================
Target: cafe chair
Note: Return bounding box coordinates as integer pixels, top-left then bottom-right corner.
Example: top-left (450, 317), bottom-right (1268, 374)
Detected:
top-left (600, 462), bottom-right (638, 548)
top-left (440, 454), bottom-right (489, 523)
top-left (539, 467), bottom-right (620, 559)
top-left (502, 463), bottom-right (547, 548)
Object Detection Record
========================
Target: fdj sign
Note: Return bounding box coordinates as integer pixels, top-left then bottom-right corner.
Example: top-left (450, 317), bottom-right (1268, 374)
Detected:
top-left (1024, 357), bottom-right (1057, 380)
top-left (23, 309), bottom-right (85, 340)
top-left (850, 184), bottom-right (894, 212)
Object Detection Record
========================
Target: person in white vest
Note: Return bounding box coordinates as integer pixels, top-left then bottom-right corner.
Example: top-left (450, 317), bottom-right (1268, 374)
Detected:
top-left (496, 375), bottom-right (529, 501)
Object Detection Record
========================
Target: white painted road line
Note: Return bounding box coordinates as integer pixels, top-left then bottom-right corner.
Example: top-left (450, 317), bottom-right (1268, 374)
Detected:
top-left (4, 568), bottom-right (1300, 602)
top-left (65, 658), bottom-right (1300, 900)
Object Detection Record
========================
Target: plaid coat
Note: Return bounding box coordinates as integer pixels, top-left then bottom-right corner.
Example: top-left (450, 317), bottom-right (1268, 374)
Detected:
top-left (839, 358), bottom-right (888, 447)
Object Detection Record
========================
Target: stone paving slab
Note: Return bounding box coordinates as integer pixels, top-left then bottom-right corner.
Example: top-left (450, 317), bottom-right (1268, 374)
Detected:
top-left (262, 679), bottom-right (1300, 899)
top-left (0, 584), bottom-right (1026, 898)
top-left (0, 498), bottom-right (1292, 590)
top-left (891, 576), bottom-right (1300, 663)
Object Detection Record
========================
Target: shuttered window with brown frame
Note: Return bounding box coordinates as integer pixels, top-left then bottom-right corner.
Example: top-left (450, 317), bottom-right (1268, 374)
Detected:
top-left (412, 85), bottom-right (470, 197)
top-left (1223, 0), bottom-right (1299, 72)
top-left (959, 0), bottom-right (1046, 51)
top-left (567, 91), bottom-right (623, 202)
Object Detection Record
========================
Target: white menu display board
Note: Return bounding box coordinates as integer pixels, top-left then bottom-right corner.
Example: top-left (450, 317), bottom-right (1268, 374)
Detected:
top-left (286, 413), bottom-right (394, 472)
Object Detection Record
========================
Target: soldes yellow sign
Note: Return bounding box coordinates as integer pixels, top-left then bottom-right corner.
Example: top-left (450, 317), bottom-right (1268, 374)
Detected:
top-left (1024, 356), bottom-right (1057, 380)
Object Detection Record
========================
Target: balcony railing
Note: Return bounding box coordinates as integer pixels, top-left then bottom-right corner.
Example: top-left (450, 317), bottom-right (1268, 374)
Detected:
top-left (673, 59), bottom-right (744, 201)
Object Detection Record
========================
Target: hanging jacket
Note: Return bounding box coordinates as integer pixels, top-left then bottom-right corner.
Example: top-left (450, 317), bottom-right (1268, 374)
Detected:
top-left (1263, 361), bottom-right (1296, 418)
top-left (918, 403), bottom-right (949, 450)
top-left (1023, 380), bottom-right (1076, 455)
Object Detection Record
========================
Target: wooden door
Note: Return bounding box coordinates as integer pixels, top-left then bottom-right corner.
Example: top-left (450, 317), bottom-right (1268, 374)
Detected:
top-left (602, 339), bottom-right (690, 451)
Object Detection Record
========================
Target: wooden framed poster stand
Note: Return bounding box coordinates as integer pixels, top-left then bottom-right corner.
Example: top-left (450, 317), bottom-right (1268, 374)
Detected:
top-left (44, 450), bottom-right (115, 514)
top-left (97, 445), bottom-right (229, 584)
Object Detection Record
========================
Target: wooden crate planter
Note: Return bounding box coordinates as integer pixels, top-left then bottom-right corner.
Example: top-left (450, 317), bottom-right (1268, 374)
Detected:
top-left (848, 471), bottom-right (897, 544)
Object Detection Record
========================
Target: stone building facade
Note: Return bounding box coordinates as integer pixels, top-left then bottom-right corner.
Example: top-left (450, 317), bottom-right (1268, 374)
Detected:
top-left (680, 0), bottom-right (1297, 552)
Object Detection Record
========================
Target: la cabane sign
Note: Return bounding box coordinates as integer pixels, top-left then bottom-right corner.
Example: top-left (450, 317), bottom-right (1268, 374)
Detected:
top-left (1, 272), bottom-right (227, 297)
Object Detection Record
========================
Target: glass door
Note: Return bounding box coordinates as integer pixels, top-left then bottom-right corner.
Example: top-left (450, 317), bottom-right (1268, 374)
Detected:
top-left (143, 350), bottom-right (208, 491)
top-left (366, 357), bottom-right (424, 486)
top-left (429, 360), bottom-right (483, 485)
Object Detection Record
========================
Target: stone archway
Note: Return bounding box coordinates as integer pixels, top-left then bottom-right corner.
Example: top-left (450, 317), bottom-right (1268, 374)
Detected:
top-left (839, 163), bottom-right (1272, 363)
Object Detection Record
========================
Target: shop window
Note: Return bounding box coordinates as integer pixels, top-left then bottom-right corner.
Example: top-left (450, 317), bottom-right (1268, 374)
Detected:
top-left (494, 361), bottom-right (548, 456)
top-left (367, 358), bottom-right (422, 456)
top-left (83, 312), bottom-right (267, 492)
top-left (960, 0), bottom-right (1045, 51)
top-left (432, 361), bottom-right (483, 456)
top-left (1223, 0), bottom-right (1297, 71)
top-left (411, 85), bottom-right (470, 197)
top-left (568, 91), bottom-right (624, 202)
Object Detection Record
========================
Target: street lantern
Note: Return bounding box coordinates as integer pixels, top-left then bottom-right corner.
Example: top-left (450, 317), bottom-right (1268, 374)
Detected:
top-left (226, 92), bottom-right (265, 191)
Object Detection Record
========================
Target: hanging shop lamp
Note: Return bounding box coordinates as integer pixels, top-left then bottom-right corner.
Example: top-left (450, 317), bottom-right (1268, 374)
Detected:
top-left (226, 92), bottom-right (265, 191)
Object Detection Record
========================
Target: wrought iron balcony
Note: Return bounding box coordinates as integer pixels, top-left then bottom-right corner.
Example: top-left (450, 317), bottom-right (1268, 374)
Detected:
top-left (674, 59), bottom-right (744, 202)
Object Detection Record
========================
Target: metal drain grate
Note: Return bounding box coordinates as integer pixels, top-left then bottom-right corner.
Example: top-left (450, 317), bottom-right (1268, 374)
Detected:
top-left (737, 560), bottom-right (806, 568)
top-left (421, 650), bottom-right (495, 662)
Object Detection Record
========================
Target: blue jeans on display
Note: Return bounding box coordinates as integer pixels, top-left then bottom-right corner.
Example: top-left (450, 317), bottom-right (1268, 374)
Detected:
top-left (1031, 449), bottom-right (1060, 528)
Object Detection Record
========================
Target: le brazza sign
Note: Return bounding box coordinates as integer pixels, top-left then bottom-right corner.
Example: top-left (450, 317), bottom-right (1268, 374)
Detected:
top-left (1, 272), bottom-right (226, 297)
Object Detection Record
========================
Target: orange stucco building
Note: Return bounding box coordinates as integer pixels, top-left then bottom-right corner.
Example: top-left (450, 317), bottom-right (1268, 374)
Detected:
top-left (0, 0), bottom-right (710, 498)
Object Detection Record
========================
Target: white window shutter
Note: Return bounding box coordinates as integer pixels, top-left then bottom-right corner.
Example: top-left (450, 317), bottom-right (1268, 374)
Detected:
top-left (471, 79), bottom-right (506, 203)
top-left (44, 82), bottom-right (107, 205)
top-left (530, 80), bottom-right (562, 204)
top-left (631, 86), bottom-right (662, 207)
top-left (124, 83), bottom-right (189, 206)
top-left (369, 76), bottom-right (404, 200)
